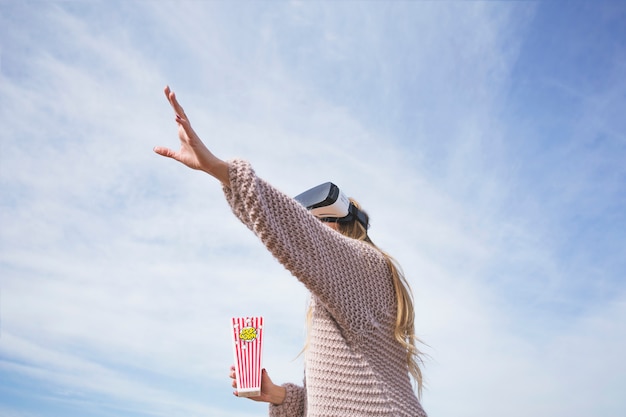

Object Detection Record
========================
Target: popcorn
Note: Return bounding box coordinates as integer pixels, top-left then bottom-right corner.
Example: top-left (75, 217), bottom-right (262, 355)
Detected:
top-left (231, 316), bottom-right (264, 397)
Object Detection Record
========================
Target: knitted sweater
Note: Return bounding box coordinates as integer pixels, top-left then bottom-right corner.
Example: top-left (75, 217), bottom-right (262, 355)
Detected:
top-left (223, 160), bottom-right (427, 417)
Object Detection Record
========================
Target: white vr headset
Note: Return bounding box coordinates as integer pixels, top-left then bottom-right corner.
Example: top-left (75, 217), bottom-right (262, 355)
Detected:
top-left (294, 182), bottom-right (368, 229)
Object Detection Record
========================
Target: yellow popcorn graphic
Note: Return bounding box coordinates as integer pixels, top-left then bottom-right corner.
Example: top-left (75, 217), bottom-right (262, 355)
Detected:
top-left (239, 326), bottom-right (258, 342)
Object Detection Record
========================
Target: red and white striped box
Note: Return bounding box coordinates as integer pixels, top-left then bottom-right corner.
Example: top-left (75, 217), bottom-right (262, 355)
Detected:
top-left (231, 316), bottom-right (264, 397)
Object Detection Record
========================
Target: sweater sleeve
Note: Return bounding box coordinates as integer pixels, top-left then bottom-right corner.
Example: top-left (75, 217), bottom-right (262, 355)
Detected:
top-left (222, 159), bottom-right (396, 336)
top-left (269, 383), bottom-right (305, 417)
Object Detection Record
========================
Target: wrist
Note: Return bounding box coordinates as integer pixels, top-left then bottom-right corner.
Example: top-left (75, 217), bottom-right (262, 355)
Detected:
top-left (269, 385), bottom-right (286, 405)
top-left (202, 159), bottom-right (230, 186)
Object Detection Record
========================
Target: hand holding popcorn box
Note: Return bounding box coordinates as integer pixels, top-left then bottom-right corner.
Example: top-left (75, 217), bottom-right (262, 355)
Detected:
top-left (231, 316), bottom-right (264, 397)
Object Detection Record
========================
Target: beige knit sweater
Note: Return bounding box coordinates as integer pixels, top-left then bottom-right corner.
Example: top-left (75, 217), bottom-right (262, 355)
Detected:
top-left (223, 160), bottom-right (427, 417)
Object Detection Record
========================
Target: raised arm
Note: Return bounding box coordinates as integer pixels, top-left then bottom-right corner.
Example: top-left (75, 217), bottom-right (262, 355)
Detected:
top-left (153, 86), bottom-right (230, 186)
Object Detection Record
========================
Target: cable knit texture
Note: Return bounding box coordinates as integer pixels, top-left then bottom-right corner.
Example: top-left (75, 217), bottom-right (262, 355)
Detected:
top-left (223, 160), bottom-right (427, 417)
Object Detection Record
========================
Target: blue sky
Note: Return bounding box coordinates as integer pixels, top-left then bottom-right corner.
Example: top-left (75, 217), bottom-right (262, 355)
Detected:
top-left (1, 1), bottom-right (625, 416)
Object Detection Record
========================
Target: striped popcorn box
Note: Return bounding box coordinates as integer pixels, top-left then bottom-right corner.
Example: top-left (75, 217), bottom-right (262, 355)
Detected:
top-left (231, 316), bottom-right (264, 397)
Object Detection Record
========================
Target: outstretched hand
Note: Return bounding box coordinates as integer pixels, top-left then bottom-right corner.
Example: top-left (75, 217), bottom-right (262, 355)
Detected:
top-left (154, 86), bottom-right (230, 185)
top-left (229, 366), bottom-right (286, 405)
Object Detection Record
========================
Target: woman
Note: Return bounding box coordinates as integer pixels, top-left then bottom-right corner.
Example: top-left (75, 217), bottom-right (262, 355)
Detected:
top-left (154, 86), bottom-right (427, 417)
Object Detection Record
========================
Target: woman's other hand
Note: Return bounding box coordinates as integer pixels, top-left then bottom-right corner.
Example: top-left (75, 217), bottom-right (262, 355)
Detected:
top-left (229, 365), bottom-right (286, 405)
top-left (154, 86), bottom-right (230, 186)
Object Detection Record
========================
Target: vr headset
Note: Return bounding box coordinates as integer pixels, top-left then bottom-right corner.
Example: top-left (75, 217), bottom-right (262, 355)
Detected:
top-left (294, 182), bottom-right (368, 229)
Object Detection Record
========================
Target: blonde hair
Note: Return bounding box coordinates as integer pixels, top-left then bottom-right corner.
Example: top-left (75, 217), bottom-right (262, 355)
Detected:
top-left (337, 199), bottom-right (425, 397)
top-left (303, 199), bottom-right (425, 397)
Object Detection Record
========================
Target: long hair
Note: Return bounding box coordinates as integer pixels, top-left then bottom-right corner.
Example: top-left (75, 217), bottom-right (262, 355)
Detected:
top-left (335, 199), bottom-right (425, 398)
